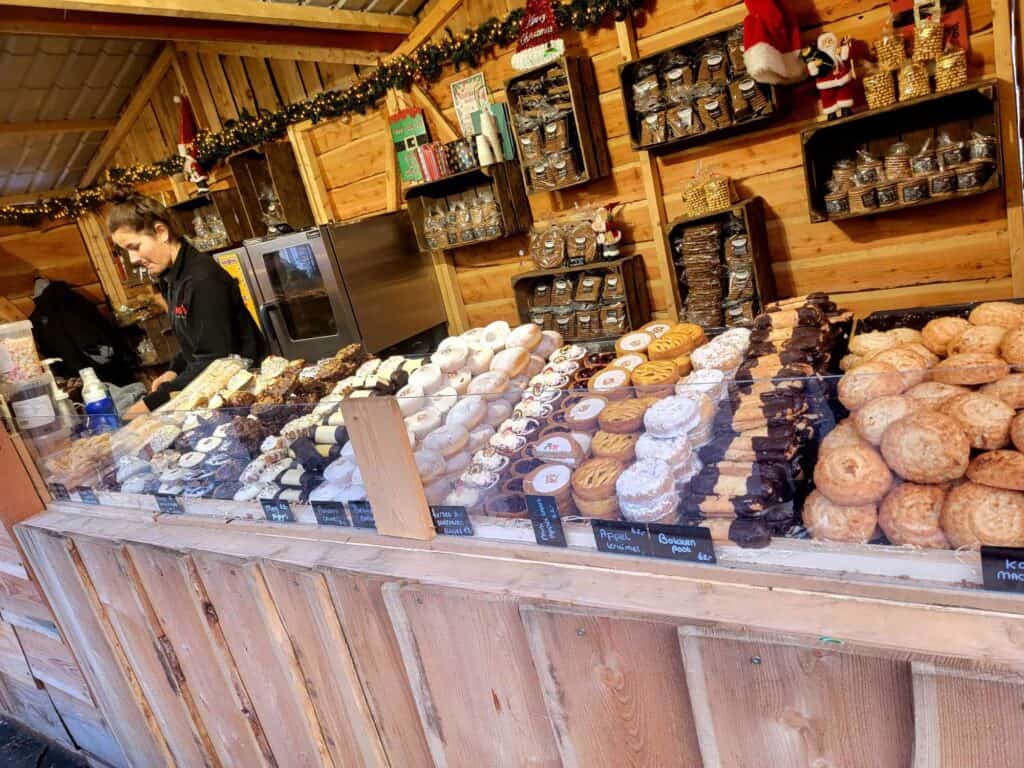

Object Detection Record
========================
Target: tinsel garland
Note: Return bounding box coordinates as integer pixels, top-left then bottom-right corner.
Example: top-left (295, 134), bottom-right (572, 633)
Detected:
top-left (0, 0), bottom-right (644, 226)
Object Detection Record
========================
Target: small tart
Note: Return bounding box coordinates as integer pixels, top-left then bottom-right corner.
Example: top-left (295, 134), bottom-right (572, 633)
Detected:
top-left (571, 458), bottom-right (625, 501)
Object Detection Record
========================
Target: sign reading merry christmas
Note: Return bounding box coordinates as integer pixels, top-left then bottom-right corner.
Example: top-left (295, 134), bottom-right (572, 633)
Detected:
top-left (512, 0), bottom-right (566, 70)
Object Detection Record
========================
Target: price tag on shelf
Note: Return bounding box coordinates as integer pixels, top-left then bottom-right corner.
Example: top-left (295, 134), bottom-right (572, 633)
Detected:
top-left (312, 501), bottom-right (350, 527)
top-left (647, 523), bottom-right (716, 564)
top-left (981, 546), bottom-right (1024, 594)
top-left (155, 494), bottom-right (183, 515)
top-left (592, 519), bottom-right (651, 557)
top-left (76, 487), bottom-right (99, 506)
top-left (348, 500), bottom-right (376, 530)
top-left (430, 505), bottom-right (474, 536)
top-left (48, 483), bottom-right (70, 502)
top-left (261, 498), bottom-right (294, 523)
top-left (526, 495), bottom-right (566, 548)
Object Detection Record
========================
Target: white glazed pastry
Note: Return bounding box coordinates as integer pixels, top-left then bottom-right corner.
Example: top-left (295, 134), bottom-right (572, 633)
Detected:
top-left (405, 408), bottom-right (443, 439)
top-left (491, 347), bottom-right (530, 377)
top-left (482, 320), bottom-right (511, 351)
top-left (396, 383), bottom-right (425, 416)
top-left (446, 395), bottom-right (487, 430)
top-left (433, 337), bottom-right (469, 372)
top-left (408, 363), bottom-right (445, 394)
top-left (506, 323), bottom-right (542, 351)
top-left (465, 344), bottom-right (493, 374)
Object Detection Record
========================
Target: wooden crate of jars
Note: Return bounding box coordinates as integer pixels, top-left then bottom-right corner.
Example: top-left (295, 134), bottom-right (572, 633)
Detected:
top-left (801, 79), bottom-right (1001, 223)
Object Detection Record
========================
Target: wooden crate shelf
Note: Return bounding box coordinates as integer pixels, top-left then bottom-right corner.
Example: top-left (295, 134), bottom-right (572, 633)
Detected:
top-left (618, 24), bottom-right (781, 154)
top-left (800, 79), bottom-right (1003, 224)
top-left (664, 196), bottom-right (776, 329)
top-left (404, 161), bottom-right (531, 252)
top-left (505, 56), bottom-right (612, 196)
top-left (511, 255), bottom-right (650, 343)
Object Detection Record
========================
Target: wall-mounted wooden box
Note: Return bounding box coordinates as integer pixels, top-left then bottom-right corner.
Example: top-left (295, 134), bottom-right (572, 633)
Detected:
top-left (505, 56), bottom-right (611, 195)
top-left (619, 25), bottom-right (780, 154)
top-left (511, 255), bottom-right (650, 343)
top-left (228, 141), bottom-right (315, 236)
top-left (664, 196), bottom-right (775, 329)
top-left (801, 79), bottom-right (1002, 223)
top-left (166, 189), bottom-right (251, 247)
top-left (404, 161), bottom-right (531, 251)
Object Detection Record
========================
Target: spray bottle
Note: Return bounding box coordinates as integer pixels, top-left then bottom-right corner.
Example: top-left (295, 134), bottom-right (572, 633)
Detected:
top-left (80, 367), bottom-right (120, 433)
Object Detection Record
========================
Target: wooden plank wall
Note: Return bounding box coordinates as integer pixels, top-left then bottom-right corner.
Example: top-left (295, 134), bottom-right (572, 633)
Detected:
top-left (15, 507), bottom-right (1024, 768)
top-left (303, 0), bottom-right (1011, 322)
top-left (108, 45), bottom-right (364, 172)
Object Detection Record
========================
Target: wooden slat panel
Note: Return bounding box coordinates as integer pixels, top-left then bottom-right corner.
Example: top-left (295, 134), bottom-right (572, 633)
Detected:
top-left (319, 62), bottom-right (356, 90)
top-left (49, 687), bottom-right (128, 768)
top-left (325, 572), bottom-right (433, 768)
top-left (74, 538), bottom-right (215, 767)
top-left (298, 61), bottom-right (324, 96)
top-left (260, 562), bottom-right (388, 767)
top-left (221, 55), bottom-right (257, 115)
top-left (0, 619), bottom-right (31, 683)
top-left (15, 529), bottom-right (173, 767)
top-left (191, 553), bottom-right (330, 767)
top-left (199, 53), bottom-right (239, 123)
top-left (125, 545), bottom-right (272, 767)
top-left (0, 670), bottom-right (73, 748)
top-left (14, 623), bottom-right (90, 703)
top-left (521, 606), bottom-right (703, 767)
top-left (180, 51), bottom-right (222, 133)
top-left (269, 59), bottom-right (307, 105)
top-left (679, 628), bottom-right (914, 768)
top-left (328, 174), bottom-right (388, 221)
top-left (384, 584), bottom-right (561, 768)
top-left (243, 57), bottom-right (282, 112)
top-left (319, 133), bottom-right (386, 190)
top-left (0, 572), bottom-right (52, 627)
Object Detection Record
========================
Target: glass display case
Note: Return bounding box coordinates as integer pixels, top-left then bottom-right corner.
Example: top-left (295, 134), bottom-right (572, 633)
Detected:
top-left (37, 296), bottom-right (1024, 594)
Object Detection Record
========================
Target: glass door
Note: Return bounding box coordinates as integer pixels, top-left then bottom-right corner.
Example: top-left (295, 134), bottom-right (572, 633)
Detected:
top-left (261, 243), bottom-right (337, 340)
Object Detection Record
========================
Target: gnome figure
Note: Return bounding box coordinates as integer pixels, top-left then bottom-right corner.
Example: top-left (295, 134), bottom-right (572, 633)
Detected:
top-left (742, 0), bottom-right (806, 84)
top-left (802, 32), bottom-right (857, 120)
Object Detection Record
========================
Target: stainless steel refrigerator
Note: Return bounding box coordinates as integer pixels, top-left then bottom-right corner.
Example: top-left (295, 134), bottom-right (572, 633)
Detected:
top-left (240, 213), bottom-right (446, 360)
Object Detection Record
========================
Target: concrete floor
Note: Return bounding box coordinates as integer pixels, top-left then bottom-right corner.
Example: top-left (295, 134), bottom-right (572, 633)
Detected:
top-left (0, 716), bottom-right (85, 768)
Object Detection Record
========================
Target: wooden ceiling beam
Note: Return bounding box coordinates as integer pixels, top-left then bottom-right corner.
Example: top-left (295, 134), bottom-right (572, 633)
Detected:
top-left (0, 119), bottom-right (117, 137)
top-left (395, 0), bottom-right (462, 57)
top-left (80, 45), bottom-right (176, 186)
top-left (2, 0), bottom-right (415, 34)
top-left (0, 7), bottom-right (405, 51)
top-left (175, 41), bottom-right (383, 67)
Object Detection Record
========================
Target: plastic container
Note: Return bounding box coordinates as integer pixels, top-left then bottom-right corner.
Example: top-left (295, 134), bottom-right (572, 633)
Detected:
top-left (80, 367), bottom-right (120, 433)
top-left (5, 375), bottom-right (59, 438)
top-left (0, 321), bottom-right (42, 384)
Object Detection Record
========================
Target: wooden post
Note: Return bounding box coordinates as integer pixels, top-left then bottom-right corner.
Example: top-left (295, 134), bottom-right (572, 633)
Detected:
top-left (77, 212), bottom-right (127, 311)
top-left (339, 396), bottom-right (435, 541)
top-left (615, 17), bottom-right (680, 319)
top-left (992, 0), bottom-right (1024, 295)
top-left (287, 121), bottom-right (333, 226)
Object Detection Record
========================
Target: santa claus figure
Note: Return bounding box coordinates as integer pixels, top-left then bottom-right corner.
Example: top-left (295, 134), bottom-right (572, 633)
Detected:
top-left (802, 32), bottom-right (858, 120)
top-left (175, 95), bottom-right (209, 193)
top-left (742, 0), bottom-right (806, 84)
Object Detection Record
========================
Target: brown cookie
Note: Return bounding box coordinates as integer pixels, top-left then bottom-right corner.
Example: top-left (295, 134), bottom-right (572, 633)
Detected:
top-left (981, 374), bottom-right (1024, 410)
top-left (968, 301), bottom-right (1024, 329)
top-left (940, 482), bottom-right (979, 549)
top-left (905, 381), bottom-right (972, 410)
top-left (948, 325), bottom-right (1007, 356)
top-left (819, 420), bottom-right (868, 457)
top-left (869, 346), bottom-right (931, 388)
top-left (1000, 327), bottom-right (1024, 367)
top-left (947, 393), bottom-right (1014, 450)
top-left (878, 483), bottom-right (949, 549)
top-left (931, 352), bottom-right (1009, 386)
top-left (813, 443), bottom-right (893, 506)
top-left (849, 331), bottom-right (897, 357)
top-left (922, 316), bottom-right (970, 356)
top-left (880, 411), bottom-right (970, 483)
top-left (591, 430), bottom-right (639, 463)
top-left (966, 450), bottom-right (1024, 491)
top-left (837, 360), bottom-right (906, 411)
top-left (1014, 413), bottom-right (1024, 453)
top-left (598, 398), bottom-right (650, 434)
top-left (852, 395), bottom-right (921, 446)
top-left (945, 481), bottom-right (1024, 547)
top-left (897, 342), bottom-right (940, 368)
top-left (803, 489), bottom-right (878, 543)
top-left (887, 327), bottom-right (925, 345)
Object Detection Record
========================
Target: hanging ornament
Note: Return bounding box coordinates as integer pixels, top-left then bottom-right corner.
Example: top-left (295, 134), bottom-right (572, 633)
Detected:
top-left (512, 0), bottom-right (566, 70)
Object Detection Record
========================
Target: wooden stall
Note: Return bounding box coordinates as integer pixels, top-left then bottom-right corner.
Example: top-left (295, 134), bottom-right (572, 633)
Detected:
top-left (12, 499), bottom-right (1024, 768)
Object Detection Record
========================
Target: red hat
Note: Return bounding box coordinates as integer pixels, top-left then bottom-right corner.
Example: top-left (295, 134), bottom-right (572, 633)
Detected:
top-left (174, 95), bottom-right (198, 152)
top-left (743, 0), bottom-right (806, 84)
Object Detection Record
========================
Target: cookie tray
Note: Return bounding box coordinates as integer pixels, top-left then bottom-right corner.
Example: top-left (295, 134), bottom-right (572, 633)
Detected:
top-left (55, 491), bottom-right (982, 591)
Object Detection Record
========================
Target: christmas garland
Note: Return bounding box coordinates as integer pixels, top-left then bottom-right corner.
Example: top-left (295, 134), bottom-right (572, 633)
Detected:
top-left (0, 0), bottom-right (644, 227)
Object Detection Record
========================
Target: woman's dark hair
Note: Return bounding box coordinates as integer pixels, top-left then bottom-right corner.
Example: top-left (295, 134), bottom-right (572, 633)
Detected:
top-left (103, 184), bottom-right (181, 240)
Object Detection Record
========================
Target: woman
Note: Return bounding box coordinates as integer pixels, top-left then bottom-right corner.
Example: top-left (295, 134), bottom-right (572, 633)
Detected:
top-left (106, 187), bottom-right (266, 418)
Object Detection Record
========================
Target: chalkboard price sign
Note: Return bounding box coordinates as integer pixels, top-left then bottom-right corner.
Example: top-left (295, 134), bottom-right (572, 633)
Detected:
top-left (592, 519), bottom-right (651, 556)
top-left (261, 498), bottom-right (294, 523)
top-left (647, 523), bottom-right (716, 564)
top-left (48, 483), bottom-right (70, 502)
top-left (76, 487), bottom-right (99, 506)
top-left (155, 494), bottom-right (183, 514)
top-left (430, 505), bottom-right (474, 536)
top-left (981, 546), bottom-right (1024, 594)
top-left (526, 495), bottom-right (567, 548)
top-left (312, 501), bottom-right (350, 527)
top-left (348, 500), bottom-right (376, 529)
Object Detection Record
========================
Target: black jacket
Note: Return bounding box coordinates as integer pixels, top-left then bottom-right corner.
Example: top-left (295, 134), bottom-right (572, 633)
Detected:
top-left (30, 281), bottom-right (136, 385)
top-left (144, 242), bottom-right (266, 410)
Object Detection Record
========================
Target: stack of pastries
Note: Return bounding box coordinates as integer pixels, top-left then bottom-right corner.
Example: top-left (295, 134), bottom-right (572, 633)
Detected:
top-left (810, 301), bottom-right (1024, 549)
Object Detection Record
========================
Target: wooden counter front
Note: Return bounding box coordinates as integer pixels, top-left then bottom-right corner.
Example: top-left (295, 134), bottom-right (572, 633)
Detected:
top-left (17, 501), bottom-right (1024, 767)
